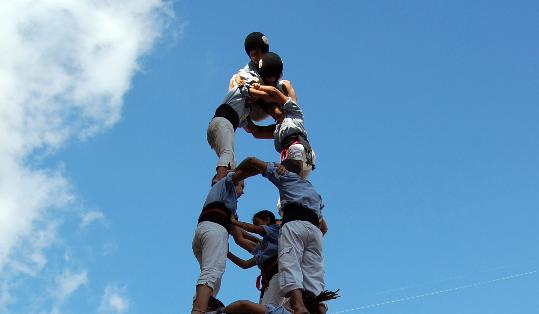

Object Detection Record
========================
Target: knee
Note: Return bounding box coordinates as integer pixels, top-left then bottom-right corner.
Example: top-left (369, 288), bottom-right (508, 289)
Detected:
top-left (198, 269), bottom-right (223, 290)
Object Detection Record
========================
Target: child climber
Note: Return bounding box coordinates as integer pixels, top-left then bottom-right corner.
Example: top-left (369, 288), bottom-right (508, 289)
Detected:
top-left (227, 210), bottom-right (283, 305)
top-left (208, 65), bottom-right (289, 184)
top-left (228, 32), bottom-right (297, 122)
top-left (244, 52), bottom-right (316, 179)
top-left (228, 32), bottom-right (268, 90)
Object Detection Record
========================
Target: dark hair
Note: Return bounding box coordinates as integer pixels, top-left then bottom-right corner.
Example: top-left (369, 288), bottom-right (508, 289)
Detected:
top-left (303, 289), bottom-right (340, 314)
top-left (244, 32), bottom-right (269, 56)
top-left (258, 52), bottom-right (283, 81)
top-left (253, 210), bottom-right (276, 224)
top-left (281, 158), bottom-right (302, 175)
top-left (207, 296), bottom-right (225, 311)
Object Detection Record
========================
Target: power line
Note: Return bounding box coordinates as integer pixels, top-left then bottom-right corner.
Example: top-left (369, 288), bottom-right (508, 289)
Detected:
top-left (330, 269), bottom-right (538, 314)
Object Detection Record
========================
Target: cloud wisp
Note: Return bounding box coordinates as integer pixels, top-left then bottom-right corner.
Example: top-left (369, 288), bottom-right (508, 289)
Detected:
top-left (0, 0), bottom-right (174, 311)
top-left (99, 284), bottom-right (130, 314)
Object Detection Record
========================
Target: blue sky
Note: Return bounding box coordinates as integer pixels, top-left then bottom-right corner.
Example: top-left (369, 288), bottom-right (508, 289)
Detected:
top-left (2, 0), bottom-right (539, 313)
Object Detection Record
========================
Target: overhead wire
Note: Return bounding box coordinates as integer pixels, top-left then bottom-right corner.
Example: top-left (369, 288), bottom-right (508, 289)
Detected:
top-left (329, 269), bottom-right (538, 313)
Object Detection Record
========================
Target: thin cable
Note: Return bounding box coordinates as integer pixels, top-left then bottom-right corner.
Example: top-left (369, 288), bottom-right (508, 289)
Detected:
top-left (365, 257), bottom-right (539, 298)
top-left (330, 269), bottom-right (538, 314)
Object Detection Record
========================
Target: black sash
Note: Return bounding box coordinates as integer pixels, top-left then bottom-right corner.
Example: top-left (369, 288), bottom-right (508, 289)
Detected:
top-left (281, 203), bottom-right (319, 228)
top-left (214, 104), bottom-right (239, 131)
top-left (198, 201), bottom-right (232, 232)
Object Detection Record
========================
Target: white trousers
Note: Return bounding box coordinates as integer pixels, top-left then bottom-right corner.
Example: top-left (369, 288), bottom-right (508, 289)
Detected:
top-left (278, 221), bottom-right (324, 296)
top-left (207, 117), bottom-right (236, 169)
top-left (260, 273), bottom-right (286, 305)
top-left (192, 221), bottom-right (229, 295)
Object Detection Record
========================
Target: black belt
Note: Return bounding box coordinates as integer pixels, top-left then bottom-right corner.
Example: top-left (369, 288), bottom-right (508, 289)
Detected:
top-left (198, 201), bottom-right (232, 232)
top-left (281, 132), bottom-right (315, 169)
top-left (281, 203), bottom-right (319, 227)
top-left (213, 104), bottom-right (240, 131)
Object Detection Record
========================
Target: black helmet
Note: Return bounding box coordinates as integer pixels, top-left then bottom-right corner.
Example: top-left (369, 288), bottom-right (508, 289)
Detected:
top-left (258, 52), bottom-right (283, 81)
top-left (244, 32), bottom-right (269, 56)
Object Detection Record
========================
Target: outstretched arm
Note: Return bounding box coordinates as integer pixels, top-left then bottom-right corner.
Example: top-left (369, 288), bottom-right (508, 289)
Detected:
top-left (229, 71), bottom-right (253, 91)
top-left (244, 119), bottom-right (275, 139)
top-left (241, 229), bottom-right (261, 243)
top-left (281, 80), bottom-right (297, 102)
top-left (227, 251), bottom-right (256, 269)
top-left (231, 157), bottom-right (268, 184)
top-left (232, 216), bottom-right (266, 236)
top-left (230, 225), bottom-right (258, 253)
top-left (251, 84), bottom-right (289, 105)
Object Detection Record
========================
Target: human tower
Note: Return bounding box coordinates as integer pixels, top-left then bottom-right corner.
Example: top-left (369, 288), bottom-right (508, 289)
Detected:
top-left (191, 32), bottom-right (339, 314)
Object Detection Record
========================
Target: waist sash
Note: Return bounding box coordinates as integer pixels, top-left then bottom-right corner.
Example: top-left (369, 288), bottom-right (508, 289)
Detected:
top-left (281, 203), bottom-right (319, 228)
top-left (198, 201), bottom-right (232, 232)
top-left (214, 104), bottom-right (240, 131)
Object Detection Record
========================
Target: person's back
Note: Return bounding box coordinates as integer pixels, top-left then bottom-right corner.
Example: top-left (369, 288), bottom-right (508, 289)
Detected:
top-left (273, 100), bottom-right (306, 151)
top-left (192, 172), bottom-right (246, 313)
top-left (264, 161), bottom-right (323, 219)
top-left (262, 159), bottom-right (325, 313)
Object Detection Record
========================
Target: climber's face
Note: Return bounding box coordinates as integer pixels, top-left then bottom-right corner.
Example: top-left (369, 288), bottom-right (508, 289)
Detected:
top-left (249, 48), bottom-right (265, 64)
top-left (263, 76), bottom-right (278, 86)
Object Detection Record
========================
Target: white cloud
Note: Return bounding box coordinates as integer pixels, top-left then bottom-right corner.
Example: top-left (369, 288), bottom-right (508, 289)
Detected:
top-left (0, 282), bottom-right (12, 312)
top-left (80, 210), bottom-right (106, 229)
top-left (0, 0), bottom-right (174, 310)
top-left (99, 284), bottom-right (130, 314)
top-left (53, 270), bottom-right (88, 302)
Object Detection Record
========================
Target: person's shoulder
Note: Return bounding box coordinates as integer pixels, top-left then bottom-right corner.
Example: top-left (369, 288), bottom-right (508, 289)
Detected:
top-left (264, 224), bottom-right (280, 234)
top-left (224, 86), bottom-right (240, 99)
top-left (282, 98), bottom-right (301, 112)
top-left (223, 172), bottom-right (236, 185)
top-left (269, 224), bottom-right (281, 237)
top-left (269, 223), bottom-right (280, 230)
top-left (286, 171), bottom-right (303, 181)
top-left (209, 176), bottom-right (227, 193)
